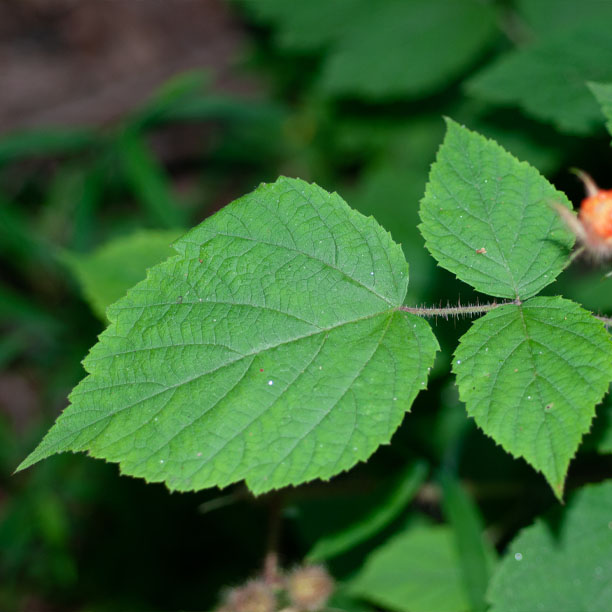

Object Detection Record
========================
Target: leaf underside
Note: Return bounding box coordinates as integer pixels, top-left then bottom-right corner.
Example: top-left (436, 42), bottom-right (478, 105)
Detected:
top-left (420, 119), bottom-right (574, 300)
top-left (18, 177), bottom-right (438, 494)
top-left (454, 296), bottom-right (612, 498)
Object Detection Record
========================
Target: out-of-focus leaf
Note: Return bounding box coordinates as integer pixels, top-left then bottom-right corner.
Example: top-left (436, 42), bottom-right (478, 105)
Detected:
top-left (467, 20), bottom-right (612, 134)
top-left (488, 481), bottom-right (612, 612)
top-left (0, 128), bottom-right (98, 164)
top-left (60, 229), bottom-right (184, 320)
top-left (240, 0), bottom-right (366, 51)
top-left (318, 0), bottom-right (497, 99)
top-left (129, 70), bottom-right (211, 129)
top-left (307, 461), bottom-right (427, 562)
top-left (349, 525), bottom-right (470, 612)
top-left (117, 129), bottom-right (185, 228)
top-left (517, 0), bottom-right (612, 36)
top-left (440, 472), bottom-right (496, 612)
top-left (243, 0), bottom-right (497, 100)
top-left (588, 81), bottom-right (612, 139)
top-left (584, 390), bottom-right (612, 454)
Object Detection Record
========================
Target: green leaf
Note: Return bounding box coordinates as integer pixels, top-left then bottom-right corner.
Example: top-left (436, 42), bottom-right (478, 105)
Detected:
top-left (349, 525), bottom-right (470, 612)
top-left (467, 21), bottom-right (612, 134)
top-left (243, 0), bottom-right (496, 99)
top-left (307, 460), bottom-right (428, 562)
top-left (60, 229), bottom-right (184, 320)
top-left (440, 472), bottom-right (496, 612)
top-left (517, 0), bottom-right (612, 36)
top-left (488, 480), bottom-right (612, 612)
top-left (239, 0), bottom-right (364, 51)
top-left (419, 119), bottom-right (574, 299)
top-left (318, 0), bottom-right (497, 99)
top-left (18, 177), bottom-right (438, 495)
top-left (453, 296), bottom-right (612, 498)
top-left (588, 81), bottom-right (612, 139)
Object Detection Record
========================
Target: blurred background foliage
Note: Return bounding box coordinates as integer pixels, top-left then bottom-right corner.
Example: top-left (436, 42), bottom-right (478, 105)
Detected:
top-left (1, 1), bottom-right (611, 610)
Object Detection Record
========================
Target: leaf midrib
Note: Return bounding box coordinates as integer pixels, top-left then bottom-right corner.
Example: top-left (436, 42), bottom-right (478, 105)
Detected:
top-left (27, 307), bottom-right (402, 463)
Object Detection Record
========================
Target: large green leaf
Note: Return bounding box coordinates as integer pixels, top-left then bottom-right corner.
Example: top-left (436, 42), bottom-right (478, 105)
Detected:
top-left (454, 297), bottom-right (612, 498)
top-left (588, 81), bottom-right (612, 139)
top-left (60, 229), bottom-right (184, 320)
top-left (18, 177), bottom-right (438, 494)
top-left (488, 481), bottom-right (612, 611)
top-left (242, 0), bottom-right (496, 100)
top-left (419, 120), bottom-right (574, 300)
top-left (349, 524), bottom-right (470, 612)
top-left (466, 20), bottom-right (612, 134)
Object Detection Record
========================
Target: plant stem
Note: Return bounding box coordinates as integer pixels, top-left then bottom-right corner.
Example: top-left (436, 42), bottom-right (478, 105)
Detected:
top-left (400, 299), bottom-right (520, 319)
top-left (596, 315), bottom-right (612, 328)
top-left (263, 493), bottom-right (283, 585)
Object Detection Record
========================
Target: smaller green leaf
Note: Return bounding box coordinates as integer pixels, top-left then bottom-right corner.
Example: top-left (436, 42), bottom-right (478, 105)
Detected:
top-left (307, 460), bottom-right (427, 562)
top-left (488, 480), bottom-right (612, 612)
top-left (454, 297), bottom-right (612, 498)
top-left (349, 525), bottom-right (470, 612)
top-left (420, 119), bottom-right (574, 300)
top-left (588, 81), bottom-right (612, 139)
top-left (60, 229), bottom-right (184, 320)
top-left (440, 472), bottom-right (496, 612)
top-left (467, 21), bottom-right (612, 134)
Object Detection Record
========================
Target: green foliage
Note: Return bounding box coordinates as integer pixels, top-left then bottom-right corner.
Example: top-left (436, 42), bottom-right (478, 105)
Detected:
top-left (4, 2), bottom-right (612, 609)
top-left (454, 297), bottom-right (612, 498)
top-left (589, 391), bottom-right (612, 454)
top-left (517, 0), bottom-right (612, 35)
top-left (61, 229), bottom-right (184, 320)
top-left (487, 481), bottom-right (612, 612)
top-left (349, 524), bottom-right (471, 612)
top-left (245, 0), bottom-right (496, 99)
top-left (588, 81), bottom-right (612, 138)
top-left (467, 21), bottom-right (612, 134)
top-left (440, 472), bottom-right (496, 612)
top-left (420, 119), bottom-right (574, 299)
top-left (0, 127), bottom-right (98, 164)
top-left (18, 178), bottom-right (438, 494)
top-left (307, 461), bottom-right (427, 562)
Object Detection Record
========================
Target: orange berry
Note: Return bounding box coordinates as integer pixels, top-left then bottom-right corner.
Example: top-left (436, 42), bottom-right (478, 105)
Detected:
top-left (579, 189), bottom-right (612, 241)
